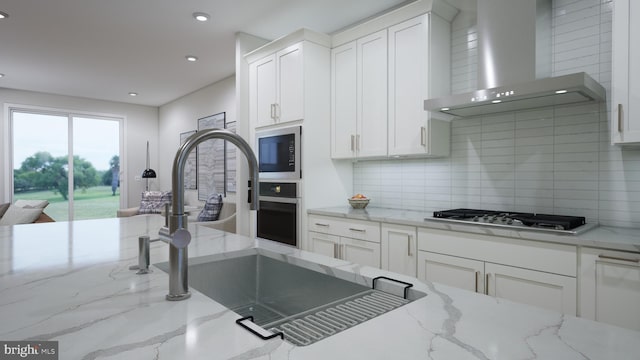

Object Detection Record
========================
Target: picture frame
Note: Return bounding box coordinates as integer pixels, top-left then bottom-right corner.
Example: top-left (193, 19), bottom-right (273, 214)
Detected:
top-left (179, 130), bottom-right (197, 190)
top-left (197, 112), bottom-right (226, 200)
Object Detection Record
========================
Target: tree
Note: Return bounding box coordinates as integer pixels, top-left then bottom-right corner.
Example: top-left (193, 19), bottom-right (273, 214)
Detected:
top-left (14, 152), bottom-right (100, 200)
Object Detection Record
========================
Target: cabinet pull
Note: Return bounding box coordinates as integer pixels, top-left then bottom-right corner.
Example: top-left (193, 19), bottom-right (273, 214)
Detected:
top-left (315, 223), bottom-right (329, 227)
top-left (351, 135), bottom-right (355, 152)
top-left (475, 271), bottom-right (480, 293)
top-left (485, 273), bottom-right (489, 295)
top-left (349, 227), bottom-right (365, 233)
top-left (333, 243), bottom-right (338, 258)
top-left (598, 254), bottom-right (640, 263)
top-left (618, 103), bottom-right (623, 133)
top-left (270, 104), bottom-right (275, 120)
top-left (407, 235), bottom-right (412, 257)
top-left (340, 244), bottom-right (344, 259)
top-left (420, 126), bottom-right (426, 146)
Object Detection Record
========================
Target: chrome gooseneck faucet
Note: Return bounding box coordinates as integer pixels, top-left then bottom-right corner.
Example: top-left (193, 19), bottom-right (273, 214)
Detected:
top-left (159, 129), bottom-right (259, 301)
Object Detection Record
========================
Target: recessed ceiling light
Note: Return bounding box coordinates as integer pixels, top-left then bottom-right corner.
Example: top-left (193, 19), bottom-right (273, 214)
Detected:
top-left (0, 11), bottom-right (8, 19)
top-left (128, 92), bottom-right (138, 97)
top-left (193, 12), bottom-right (210, 22)
top-left (186, 55), bottom-right (198, 62)
top-left (0, 73), bottom-right (4, 78)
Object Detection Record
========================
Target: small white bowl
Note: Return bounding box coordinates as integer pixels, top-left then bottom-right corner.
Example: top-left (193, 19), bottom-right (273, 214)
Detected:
top-left (348, 198), bottom-right (370, 209)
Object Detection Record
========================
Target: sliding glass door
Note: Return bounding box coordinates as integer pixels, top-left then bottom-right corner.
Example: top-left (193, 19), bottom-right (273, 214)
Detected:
top-left (11, 109), bottom-right (122, 221)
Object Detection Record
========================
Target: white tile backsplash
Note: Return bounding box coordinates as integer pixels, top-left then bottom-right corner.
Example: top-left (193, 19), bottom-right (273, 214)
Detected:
top-left (352, 0), bottom-right (640, 228)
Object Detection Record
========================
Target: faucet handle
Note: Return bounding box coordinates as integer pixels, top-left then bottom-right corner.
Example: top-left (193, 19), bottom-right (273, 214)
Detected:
top-left (164, 203), bottom-right (170, 227)
top-left (172, 228), bottom-right (191, 249)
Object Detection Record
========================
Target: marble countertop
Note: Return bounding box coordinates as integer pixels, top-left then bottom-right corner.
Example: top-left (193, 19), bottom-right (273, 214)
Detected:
top-left (1, 215), bottom-right (639, 359)
top-left (308, 206), bottom-right (640, 252)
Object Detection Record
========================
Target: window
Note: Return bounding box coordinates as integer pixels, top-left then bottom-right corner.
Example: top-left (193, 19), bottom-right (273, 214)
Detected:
top-left (10, 108), bottom-right (123, 221)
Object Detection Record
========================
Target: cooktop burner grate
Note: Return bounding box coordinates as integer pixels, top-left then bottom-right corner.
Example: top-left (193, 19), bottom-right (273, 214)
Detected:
top-left (433, 208), bottom-right (586, 231)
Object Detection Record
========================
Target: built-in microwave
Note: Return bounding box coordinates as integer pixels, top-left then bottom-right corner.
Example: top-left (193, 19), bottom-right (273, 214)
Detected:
top-left (256, 126), bottom-right (301, 180)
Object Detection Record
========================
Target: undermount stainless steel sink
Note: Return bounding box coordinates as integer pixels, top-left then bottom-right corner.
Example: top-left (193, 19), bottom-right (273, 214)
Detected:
top-left (156, 252), bottom-right (425, 346)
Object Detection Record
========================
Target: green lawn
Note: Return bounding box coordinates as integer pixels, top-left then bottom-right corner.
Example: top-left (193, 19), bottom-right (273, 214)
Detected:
top-left (14, 186), bottom-right (120, 221)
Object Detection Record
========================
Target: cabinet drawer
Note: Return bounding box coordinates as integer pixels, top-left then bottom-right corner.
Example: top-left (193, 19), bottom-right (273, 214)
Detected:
top-left (308, 214), bottom-right (380, 242)
top-left (418, 227), bottom-right (576, 277)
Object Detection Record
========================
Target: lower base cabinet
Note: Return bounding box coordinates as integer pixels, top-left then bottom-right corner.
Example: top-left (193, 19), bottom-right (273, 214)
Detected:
top-left (580, 247), bottom-right (640, 331)
top-left (308, 231), bottom-right (380, 268)
top-left (381, 224), bottom-right (417, 276)
top-left (418, 228), bottom-right (577, 316)
top-left (307, 215), bottom-right (381, 268)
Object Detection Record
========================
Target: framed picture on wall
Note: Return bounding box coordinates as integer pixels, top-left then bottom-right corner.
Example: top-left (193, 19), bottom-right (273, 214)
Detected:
top-left (197, 112), bottom-right (226, 200)
top-left (179, 130), bottom-right (197, 190)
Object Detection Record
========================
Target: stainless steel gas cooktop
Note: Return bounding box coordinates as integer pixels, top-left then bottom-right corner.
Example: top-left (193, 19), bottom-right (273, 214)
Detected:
top-left (428, 208), bottom-right (597, 235)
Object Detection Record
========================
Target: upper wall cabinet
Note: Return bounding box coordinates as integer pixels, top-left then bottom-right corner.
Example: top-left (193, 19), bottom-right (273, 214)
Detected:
top-left (250, 43), bottom-right (304, 127)
top-left (331, 30), bottom-right (388, 159)
top-left (247, 30), bottom-right (331, 130)
top-left (331, 13), bottom-right (452, 159)
top-left (388, 14), bottom-right (450, 157)
top-left (612, 0), bottom-right (640, 144)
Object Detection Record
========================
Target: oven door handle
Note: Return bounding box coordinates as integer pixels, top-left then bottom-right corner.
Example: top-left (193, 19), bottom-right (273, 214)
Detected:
top-left (258, 196), bottom-right (299, 204)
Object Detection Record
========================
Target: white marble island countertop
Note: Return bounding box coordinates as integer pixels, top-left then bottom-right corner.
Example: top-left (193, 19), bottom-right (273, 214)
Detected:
top-left (1, 216), bottom-right (639, 359)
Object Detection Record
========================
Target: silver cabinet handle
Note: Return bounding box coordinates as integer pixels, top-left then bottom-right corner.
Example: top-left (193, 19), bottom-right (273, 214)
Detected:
top-left (333, 243), bottom-right (338, 258)
top-left (407, 235), bottom-right (412, 257)
top-left (618, 103), bottom-right (623, 133)
top-left (485, 273), bottom-right (489, 295)
top-left (315, 223), bottom-right (329, 227)
top-left (340, 244), bottom-right (344, 259)
top-left (351, 135), bottom-right (355, 152)
top-left (349, 228), bottom-right (365, 233)
top-left (598, 254), bottom-right (640, 263)
top-left (475, 271), bottom-right (480, 293)
top-left (420, 126), bottom-right (426, 146)
top-left (270, 104), bottom-right (275, 120)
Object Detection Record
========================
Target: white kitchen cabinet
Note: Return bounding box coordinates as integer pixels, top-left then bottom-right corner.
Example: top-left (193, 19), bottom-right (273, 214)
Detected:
top-left (418, 251), bottom-right (485, 293)
top-left (308, 214), bottom-right (381, 268)
top-left (249, 42), bottom-right (310, 128)
top-left (387, 14), bottom-right (450, 157)
top-left (381, 224), bottom-right (417, 277)
top-left (579, 247), bottom-right (640, 331)
top-left (612, 0), bottom-right (640, 144)
top-left (418, 227), bottom-right (577, 315)
top-left (331, 30), bottom-right (388, 159)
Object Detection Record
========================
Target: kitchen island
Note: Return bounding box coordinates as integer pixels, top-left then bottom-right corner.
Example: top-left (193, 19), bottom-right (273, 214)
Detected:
top-left (1, 215), bottom-right (639, 359)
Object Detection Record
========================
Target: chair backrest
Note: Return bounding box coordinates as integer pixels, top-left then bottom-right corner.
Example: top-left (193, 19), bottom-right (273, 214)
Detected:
top-left (219, 201), bottom-right (236, 219)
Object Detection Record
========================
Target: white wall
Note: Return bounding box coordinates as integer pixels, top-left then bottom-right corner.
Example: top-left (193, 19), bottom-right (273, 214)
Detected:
top-left (0, 88), bottom-right (158, 208)
top-left (157, 76), bottom-right (236, 206)
top-left (354, 0), bottom-right (640, 228)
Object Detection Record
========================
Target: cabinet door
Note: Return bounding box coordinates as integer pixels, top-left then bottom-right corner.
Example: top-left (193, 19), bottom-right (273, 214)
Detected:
top-left (417, 251), bottom-right (484, 293)
top-left (340, 237), bottom-right (381, 268)
top-left (331, 41), bottom-right (357, 159)
top-left (580, 248), bottom-right (640, 330)
top-left (612, 0), bottom-right (640, 143)
top-left (388, 15), bottom-right (429, 156)
top-left (251, 54), bottom-right (277, 127)
top-left (486, 263), bottom-right (576, 316)
top-left (277, 43), bottom-right (304, 124)
top-left (357, 29), bottom-right (388, 158)
top-left (308, 231), bottom-right (340, 259)
top-left (381, 224), bottom-right (417, 276)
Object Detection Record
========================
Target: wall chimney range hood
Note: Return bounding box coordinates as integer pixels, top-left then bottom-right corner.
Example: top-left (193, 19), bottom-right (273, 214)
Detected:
top-left (425, 0), bottom-right (606, 117)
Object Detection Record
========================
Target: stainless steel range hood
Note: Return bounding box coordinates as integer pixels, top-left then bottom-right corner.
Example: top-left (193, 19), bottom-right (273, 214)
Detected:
top-left (425, 0), bottom-right (606, 117)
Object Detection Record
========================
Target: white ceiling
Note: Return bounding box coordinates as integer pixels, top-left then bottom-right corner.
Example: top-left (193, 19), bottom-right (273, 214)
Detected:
top-left (0, 0), bottom-right (414, 107)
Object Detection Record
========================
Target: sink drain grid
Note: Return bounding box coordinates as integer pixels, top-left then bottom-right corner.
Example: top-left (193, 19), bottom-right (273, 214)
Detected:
top-left (266, 290), bottom-right (409, 346)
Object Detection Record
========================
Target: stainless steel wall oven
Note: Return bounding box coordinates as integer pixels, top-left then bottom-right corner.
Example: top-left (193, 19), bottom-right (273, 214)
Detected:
top-left (256, 182), bottom-right (299, 247)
